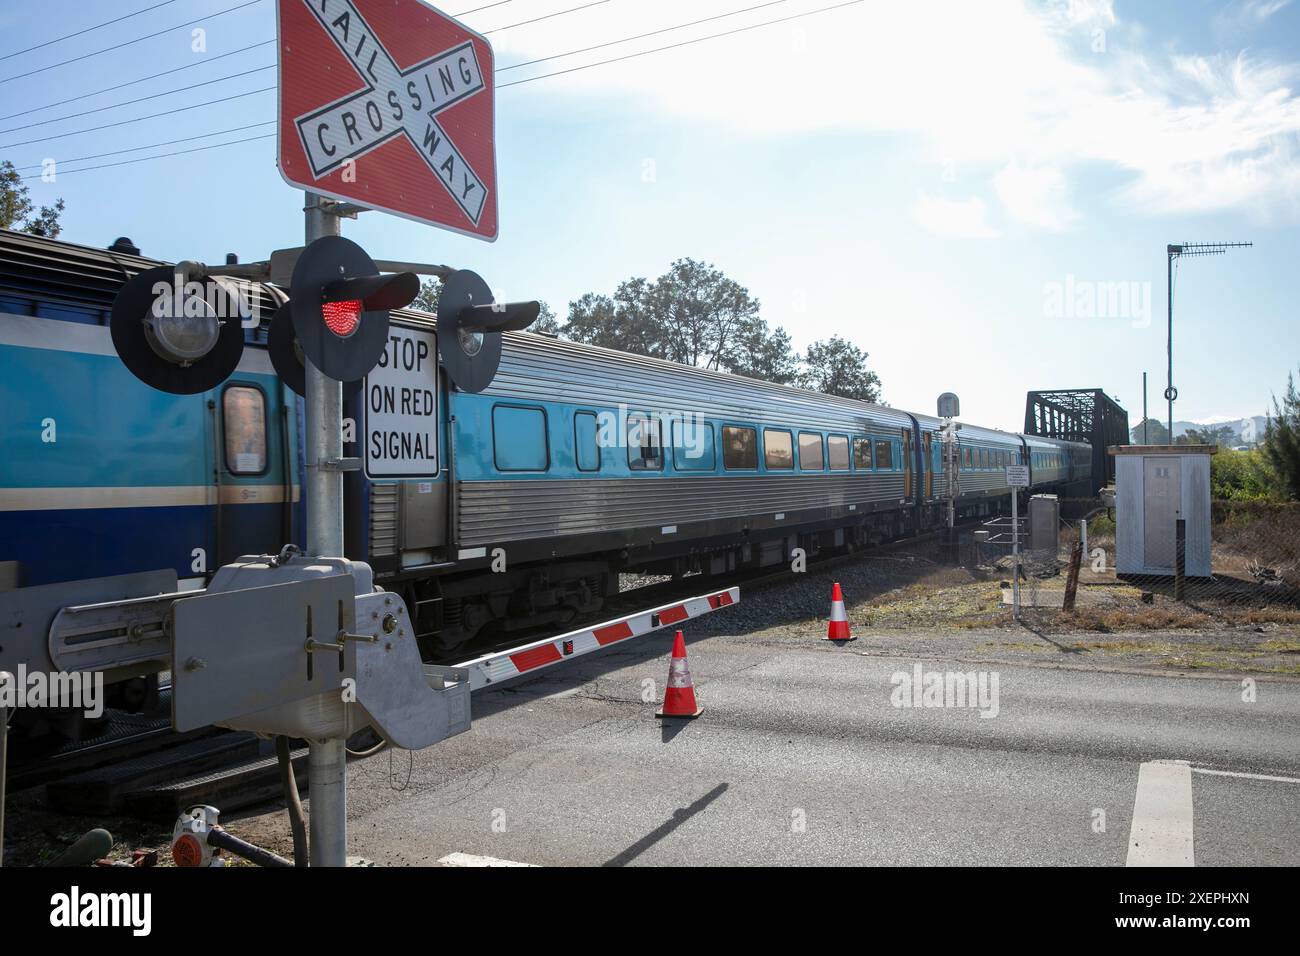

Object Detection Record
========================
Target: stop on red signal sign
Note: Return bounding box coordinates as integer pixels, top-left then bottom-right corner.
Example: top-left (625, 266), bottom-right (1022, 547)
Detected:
top-left (276, 0), bottom-right (499, 241)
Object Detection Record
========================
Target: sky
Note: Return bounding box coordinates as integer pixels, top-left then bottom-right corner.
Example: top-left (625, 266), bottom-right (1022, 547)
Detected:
top-left (3, 0), bottom-right (1299, 432)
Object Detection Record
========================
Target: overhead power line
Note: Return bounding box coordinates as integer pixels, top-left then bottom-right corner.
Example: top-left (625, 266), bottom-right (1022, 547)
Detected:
top-left (0, 0), bottom-right (263, 86)
top-left (498, 0), bottom-right (793, 73)
top-left (0, 65), bottom-right (276, 136)
top-left (0, 0), bottom-right (180, 63)
top-left (483, 1), bottom-right (612, 35)
top-left (13, 121), bottom-right (276, 172)
top-left (1, 0), bottom-right (509, 122)
top-left (0, 86), bottom-right (275, 150)
top-left (0, 39), bottom-right (276, 123)
top-left (497, 0), bottom-right (864, 88)
top-left (4, 0), bottom-right (654, 131)
top-left (454, 1), bottom-right (517, 14)
top-left (21, 132), bottom-right (275, 181)
top-left (14, 0), bottom-right (864, 179)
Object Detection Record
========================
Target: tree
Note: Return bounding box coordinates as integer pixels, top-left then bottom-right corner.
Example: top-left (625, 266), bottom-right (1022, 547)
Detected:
top-left (530, 301), bottom-right (561, 335)
top-left (1183, 425), bottom-right (1234, 447)
top-left (412, 277), bottom-right (440, 313)
top-left (650, 258), bottom-right (760, 369)
top-left (1131, 417), bottom-right (1170, 444)
top-left (565, 282), bottom-right (665, 356)
top-left (1263, 368), bottom-right (1300, 500)
top-left (562, 259), bottom-right (807, 388)
top-left (722, 319), bottom-right (800, 385)
top-left (797, 336), bottom-right (882, 402)
top-left (1, 160), bottom-right (64, 237)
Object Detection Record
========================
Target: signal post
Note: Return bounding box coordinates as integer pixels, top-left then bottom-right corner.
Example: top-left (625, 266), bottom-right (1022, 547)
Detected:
top-left (302, 191), bottom-right (348, 866)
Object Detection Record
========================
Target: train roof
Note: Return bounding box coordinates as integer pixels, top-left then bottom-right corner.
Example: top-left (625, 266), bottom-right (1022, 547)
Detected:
top-left (1, 228), bottom-right (1092, 448)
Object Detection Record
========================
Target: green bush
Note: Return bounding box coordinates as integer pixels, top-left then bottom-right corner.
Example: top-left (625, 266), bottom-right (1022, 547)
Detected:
top-left (1088, 513), bottom-right (1115, 536)
top-left (1210, 448), bottom-right (1277, 502)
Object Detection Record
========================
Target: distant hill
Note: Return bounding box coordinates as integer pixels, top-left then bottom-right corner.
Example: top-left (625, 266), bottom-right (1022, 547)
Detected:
top-left (1130, 415), bottom-right (1268, 446)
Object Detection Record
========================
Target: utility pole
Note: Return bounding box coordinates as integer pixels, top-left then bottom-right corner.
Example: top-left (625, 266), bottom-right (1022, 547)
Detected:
top-left (1166, 242), bottom-right (1251, 440)
top-left (1142, 371), bottom-right (1148, 444)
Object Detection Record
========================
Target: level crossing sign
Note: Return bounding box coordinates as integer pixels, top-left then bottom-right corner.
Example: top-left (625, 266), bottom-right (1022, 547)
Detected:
top-left (276, 0), bottom-right (499, 240)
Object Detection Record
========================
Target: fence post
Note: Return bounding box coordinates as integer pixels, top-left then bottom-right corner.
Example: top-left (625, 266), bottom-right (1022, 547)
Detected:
top-left (1063, 541), bottom-right (1083, 611)
top-left (1174, 518), bottom-right (1186, 602)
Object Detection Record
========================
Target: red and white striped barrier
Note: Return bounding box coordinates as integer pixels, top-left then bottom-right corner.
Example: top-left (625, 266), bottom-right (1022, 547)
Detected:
top-left (450, 587), bottom-right (739, 692)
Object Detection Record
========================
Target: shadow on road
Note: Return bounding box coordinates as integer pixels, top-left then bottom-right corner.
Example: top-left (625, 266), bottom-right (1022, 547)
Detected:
top-left (602, 782), bottom-right (729, 867)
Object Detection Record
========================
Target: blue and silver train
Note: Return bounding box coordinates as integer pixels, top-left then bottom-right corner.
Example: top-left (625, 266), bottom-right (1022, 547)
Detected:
top-left (0, 228), bottom-right (1091, 659)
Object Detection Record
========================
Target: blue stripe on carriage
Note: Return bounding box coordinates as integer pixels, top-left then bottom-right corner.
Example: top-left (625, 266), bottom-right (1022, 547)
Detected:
top-left (0, 503), bottom-right (284, 587)
top-left (0, 334), bottom-right (281, 489)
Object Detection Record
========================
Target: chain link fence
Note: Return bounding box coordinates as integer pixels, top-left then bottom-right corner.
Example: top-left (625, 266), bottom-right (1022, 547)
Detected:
top-left (1001, 498), bottom-right (1300, 634)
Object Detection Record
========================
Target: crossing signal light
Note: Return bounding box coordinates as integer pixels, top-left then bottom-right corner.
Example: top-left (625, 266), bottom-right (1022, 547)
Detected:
top-left (322, 299), bottom-right (363, 337)
top-left (290, 236), bottom-right (419, 384)
top-left (110, 266), bottom-right (249, 395)
top-left (437, 268), bottom-right (540, 393)
top-left (267, 302), bottom-right (363, 399)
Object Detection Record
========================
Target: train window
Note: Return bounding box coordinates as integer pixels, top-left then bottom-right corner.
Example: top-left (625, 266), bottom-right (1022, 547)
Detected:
top-left (222, 385), bottom-right (267, 475)
top-left (874, 439), bottom-right (893, 470)
top-left (853, 437), bottom-right (873, 469)
top-left (575, 412), bottom-right (600, 472)
top-left (828, 435), bottom-right (850, 471)
top-left (722, 426), bottom-right (758, 469)
top-left (493, 405), bottom-right (549, 471)
top-left (764, 429), bottom-right (794, 470)
top-left (798, 432), bottom-right (824, 470)
top-left (671, 419), bottom-right (715, 471)
top-left (627, 415), bottom-right (663, 471)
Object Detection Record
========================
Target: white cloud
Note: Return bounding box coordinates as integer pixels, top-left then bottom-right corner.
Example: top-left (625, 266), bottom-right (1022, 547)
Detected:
top-left (488, 0), bottom-right (1300, 226)
top-left (1214, 0), bottom-right (1292, 37)
top-left (993, 162), bottom-right (1079, 231)
top-left (911, 193), bottom-right (1000, 238)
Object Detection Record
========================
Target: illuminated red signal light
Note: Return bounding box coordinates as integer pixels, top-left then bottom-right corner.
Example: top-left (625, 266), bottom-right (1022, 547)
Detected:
top-left (321, 299), bottom-right (362, 338)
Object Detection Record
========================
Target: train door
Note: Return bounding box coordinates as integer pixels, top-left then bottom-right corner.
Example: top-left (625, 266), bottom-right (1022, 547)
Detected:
top-left (901, 426), bottom-right (913, 499)
top-left (923, 432), bottom-right (934, 498)
top-left (212, 380), bottom-right (295, 568)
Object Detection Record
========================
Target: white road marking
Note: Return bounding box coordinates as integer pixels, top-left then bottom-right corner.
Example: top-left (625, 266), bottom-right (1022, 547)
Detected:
top-left (1192, 767), bottom-right (1300, 785)
top-left (437, 852), bottom-right (538, 867)
top-left (1126, 759), bottom-right (1195, 867)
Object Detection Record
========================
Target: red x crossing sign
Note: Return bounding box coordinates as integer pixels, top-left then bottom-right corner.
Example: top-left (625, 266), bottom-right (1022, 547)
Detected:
top-left (276, 0), bottom-right (499, 240)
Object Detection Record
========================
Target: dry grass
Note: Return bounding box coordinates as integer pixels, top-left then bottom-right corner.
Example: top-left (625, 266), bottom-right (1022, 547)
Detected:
top-left (1057, 606), bottom-right (1215, 632)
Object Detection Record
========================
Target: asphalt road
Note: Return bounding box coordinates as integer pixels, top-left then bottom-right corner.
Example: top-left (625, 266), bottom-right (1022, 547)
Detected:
top-left (298, 624), bottom-right (1300, 867)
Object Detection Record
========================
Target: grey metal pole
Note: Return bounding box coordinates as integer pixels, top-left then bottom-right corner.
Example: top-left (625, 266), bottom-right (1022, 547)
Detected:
top-left (1142, 372), bottom-right (1148, 444)
top-left (1011, 490), bottom-right (1020, 621)
top-left (1167, 252), bottom-right (1174, 440)
top-left (303, 191), bottom-right (348, 867)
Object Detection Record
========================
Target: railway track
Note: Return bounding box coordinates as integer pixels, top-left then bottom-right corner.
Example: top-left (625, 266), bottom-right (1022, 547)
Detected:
top-left (7, 520), bottom-right (979, 819)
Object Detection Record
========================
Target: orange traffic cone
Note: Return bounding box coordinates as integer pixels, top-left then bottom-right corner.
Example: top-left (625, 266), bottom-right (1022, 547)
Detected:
top-left (825, 582), bottom-right (855, 641)
top-left (656, 630), bottom-right (703, 719)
